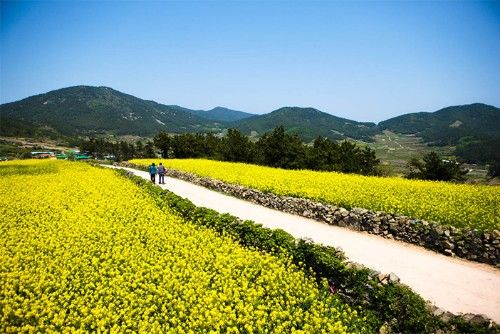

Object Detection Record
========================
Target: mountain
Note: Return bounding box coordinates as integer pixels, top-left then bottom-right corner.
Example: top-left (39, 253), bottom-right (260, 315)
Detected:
top-left (378, 103), bottom-right (500, 145)
top-left (233, 107), bottom-right (378, 142)
top-left (378, 103), bottom-right (500, 164)
top-left (1, 86), bottom-right (498, 162)
top-left (0, 86), bottom-right (222, 137)
top-left (185, 106), bottom-right (254, 122)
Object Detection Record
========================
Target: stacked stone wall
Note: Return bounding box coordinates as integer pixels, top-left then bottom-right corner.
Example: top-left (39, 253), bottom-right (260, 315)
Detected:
top-left (120, 162), bottom-right (499, 267)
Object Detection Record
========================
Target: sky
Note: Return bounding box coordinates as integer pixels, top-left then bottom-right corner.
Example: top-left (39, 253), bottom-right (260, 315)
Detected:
top-left (1, 1), bottom-right (499, 123)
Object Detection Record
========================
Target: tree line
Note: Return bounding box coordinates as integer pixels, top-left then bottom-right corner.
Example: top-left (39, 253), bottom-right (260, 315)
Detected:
top-left (153, 126), bottom-right (380, 175)
top-left (79, 138), bottom-right (156, 161)
top-left (80, 126), bottom-right (380, 175)
top-left (80, 126), bottom-right (486, 181)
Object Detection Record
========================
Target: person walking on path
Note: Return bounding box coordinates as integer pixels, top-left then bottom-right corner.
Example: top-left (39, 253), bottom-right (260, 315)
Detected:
top-left (158, 163), bottom-right (166, 184)
top-left (148, 163), bottom-right (157, 183)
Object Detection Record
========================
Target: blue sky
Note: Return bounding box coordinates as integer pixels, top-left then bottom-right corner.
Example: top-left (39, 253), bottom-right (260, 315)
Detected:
top-left (1, 1), bottom-right (499, 122)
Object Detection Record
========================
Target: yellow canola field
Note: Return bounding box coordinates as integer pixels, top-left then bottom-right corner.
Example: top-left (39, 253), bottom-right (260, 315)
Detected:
top-left (0, 160), bottom-right (367, 333)
top-left (131, 159), bottom-right (500, 231)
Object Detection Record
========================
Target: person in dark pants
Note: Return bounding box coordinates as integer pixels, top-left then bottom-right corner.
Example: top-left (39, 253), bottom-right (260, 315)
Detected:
top-left (158, 162), bottom-right (166, 184)
top-left (148, 163), bottom-right (157, 183)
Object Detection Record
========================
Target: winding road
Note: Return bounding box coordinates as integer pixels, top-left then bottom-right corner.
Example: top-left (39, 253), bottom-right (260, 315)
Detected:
top-left (106, 165), bottom-right (500, 322)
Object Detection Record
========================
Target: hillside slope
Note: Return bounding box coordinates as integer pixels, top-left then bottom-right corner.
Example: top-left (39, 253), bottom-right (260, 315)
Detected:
top-left (186, 106), bottom-right (255, 122)
top-left (378, 103), bottom-right (500, 164)
top-left (233, 107), bottom-right (378, 142)
top-left (0, 86), bottom-right (221, 137)
top-left (378, 103), bottom-right (500, 145)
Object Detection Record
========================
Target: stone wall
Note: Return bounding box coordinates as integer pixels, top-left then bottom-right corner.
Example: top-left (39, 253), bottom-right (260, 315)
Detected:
top-left (121, 162), bottom-right (500, 267)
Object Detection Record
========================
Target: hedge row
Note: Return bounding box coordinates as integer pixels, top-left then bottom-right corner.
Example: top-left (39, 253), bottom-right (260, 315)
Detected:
top-left (115, 168), bottom-right (496, 334)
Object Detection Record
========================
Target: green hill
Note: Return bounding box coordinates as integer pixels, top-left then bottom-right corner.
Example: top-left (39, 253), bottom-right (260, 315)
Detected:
top-left (378, 103), bottom-right (500, 145)
top-left (0, 86), bottom-right (222, 137)
top-left (186, 106), bottom-right (255, 122)
top-left (378, 103), bottom-right (500, 164)
top-left (233, 107), bottom-right (378, 142)
top-left (1, 86), bottom-right (498, 165)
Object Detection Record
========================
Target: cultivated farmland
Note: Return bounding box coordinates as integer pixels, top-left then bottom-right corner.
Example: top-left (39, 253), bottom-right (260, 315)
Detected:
top-left (0, 160), bottom-right (367, 333)
top-left (131, 159), bottom-right (500, 231)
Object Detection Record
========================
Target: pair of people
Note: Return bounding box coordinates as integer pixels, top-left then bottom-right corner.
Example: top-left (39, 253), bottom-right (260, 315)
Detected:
top-left (148, 162), bottom-right (166, 184)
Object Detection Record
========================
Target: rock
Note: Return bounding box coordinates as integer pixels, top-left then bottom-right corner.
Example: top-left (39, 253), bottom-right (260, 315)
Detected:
top-left (432, 306), bottom-right (446, 317)
top-left (440, 311), bottom-right (454, 323)
top-left (461, 313), bottom-right (491, 327)
top-left (389, 223), bottom-right (399, 234)
top-left (388, 272), bottom-right (400, 283)
top-left (147, 163), bottom-right (499, 267)
top-left (377, 273), bottom-right (388, 284)
top-left (345, 262), bottom-right (365, 271)
top-left (441, 240), bottom-right (455, 250)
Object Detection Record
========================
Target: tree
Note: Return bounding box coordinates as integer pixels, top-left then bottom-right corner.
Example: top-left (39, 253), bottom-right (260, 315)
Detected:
top-left (406, 151), bottom-right (468, 182)
top-left (153, 132), bottom-right (171, 158)
top-left (257, 126), bottom-right (306, 169)
top-left (359, 146), bottom-right (380, 175)
top-left (170, 134), bottom-right (203, 158)
top-left (306, 137), bottom-right (338, 171)
top-left (135, 141), bottom-right (145, 158)
top-left (487, 161), bottom-right (500, 178)
top-left (305, 137), bottom-right (379, 175)
top-left (219, 128), bottom-right (256, 162)
top-left (144, 141), bottom-right (156, 158)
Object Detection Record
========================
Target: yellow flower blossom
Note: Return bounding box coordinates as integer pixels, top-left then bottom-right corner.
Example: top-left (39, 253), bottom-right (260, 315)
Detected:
top-left (0, 160), bottom-right (367, 333)
top-left (131, 158), bottom-right (500, 230)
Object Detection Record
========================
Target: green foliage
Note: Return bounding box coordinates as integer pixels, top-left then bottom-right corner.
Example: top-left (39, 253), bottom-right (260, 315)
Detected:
top-left (153, 131), bottom-right (171, 158)
top-left (0, 117), bottom-right (62, 139)
top-left (406, 151), bottom-right (468, 182)
top-left (379, 103), bottom-right (500, 144)
top-left (307, 137), bottom-right (380, 174)
top-left (119, 170), bottom-right (499, 333)
top-left (487, 161), bottom-right (500, 178)
top-left (79, 137), bottom-right (155, 161)
top-left (168, 133), bottom-right (220, 158)
top-left (256, 125), bottom-right (307, 169)
top-left (0, 86), bottom-right (222, 137)
top-left (148, 126), bottom-right (380, 175)
top-left (219, 128), bottom-right (256, 162)
top-left (455, 137), bottom-right (500, 166)
top-left (186, 106), bottom-right (254, 122)
top-left (234, 107), bottom-right (378, 142)
top-left (380, 104), bottom-right (500, 168)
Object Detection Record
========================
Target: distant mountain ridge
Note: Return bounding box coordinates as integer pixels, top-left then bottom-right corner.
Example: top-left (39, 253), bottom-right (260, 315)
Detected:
top-left (186, 106), bottom-right (254, 122)
top-left (0, 86), bottom-right (223, 137)
top-left (1, 86), bottom-right (498, 153)
top-left (232, 107), bottom-right (377, 142)
top-left (378, 103), bottom-right (500, 145)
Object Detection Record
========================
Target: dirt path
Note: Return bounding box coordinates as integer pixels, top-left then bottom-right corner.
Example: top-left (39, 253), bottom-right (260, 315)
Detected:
top-left (107, 165), bottom-right (500, 322)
